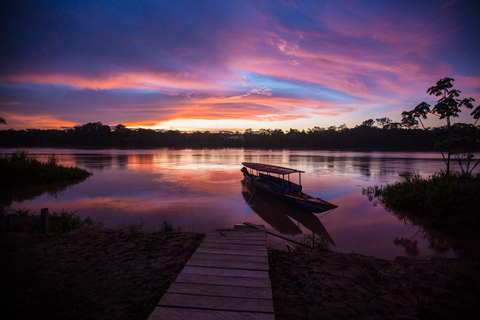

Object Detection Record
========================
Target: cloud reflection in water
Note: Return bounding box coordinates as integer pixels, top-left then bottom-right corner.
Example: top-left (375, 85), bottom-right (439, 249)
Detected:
top-left (5, 148), bottom-right (460, 260)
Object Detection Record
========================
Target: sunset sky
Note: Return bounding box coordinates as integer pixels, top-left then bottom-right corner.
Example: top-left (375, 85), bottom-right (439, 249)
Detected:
top-left (1, 0), bottom-right (479, 131)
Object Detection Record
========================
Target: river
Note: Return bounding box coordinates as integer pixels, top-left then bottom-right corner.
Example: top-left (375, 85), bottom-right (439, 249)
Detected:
top-left (2, 148), bottom-right (464, 259)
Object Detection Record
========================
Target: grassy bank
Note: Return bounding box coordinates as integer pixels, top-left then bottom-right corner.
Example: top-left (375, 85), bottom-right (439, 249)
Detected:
top-left (0, 150), bottom-right (91, 189)
top-left (1, 208), bottom-right (99, 234)
top-left (364, 172), bottom-right (480, 240)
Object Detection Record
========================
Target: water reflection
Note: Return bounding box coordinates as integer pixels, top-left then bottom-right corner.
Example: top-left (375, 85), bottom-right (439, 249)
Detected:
top-left (288, 152), bottom-right (449, 181)
top-left (391, 210), bottom-right (466, 259)
top-left (242, 180), bottom-right (302, 235)
top-left (0, 178), bottom-right (89, 208)
top-left (1, 148), bottom-right (468, 260)
top-left (241, 180), bottom-right (334, 244)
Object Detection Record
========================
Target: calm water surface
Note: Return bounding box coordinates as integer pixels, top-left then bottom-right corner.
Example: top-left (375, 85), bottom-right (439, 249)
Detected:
top-left (3, 148), bottom-right (464, 260)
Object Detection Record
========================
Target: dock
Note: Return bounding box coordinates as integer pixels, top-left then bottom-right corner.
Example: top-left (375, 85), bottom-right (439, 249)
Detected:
top-left (148, 225), bottom-right (275, 319)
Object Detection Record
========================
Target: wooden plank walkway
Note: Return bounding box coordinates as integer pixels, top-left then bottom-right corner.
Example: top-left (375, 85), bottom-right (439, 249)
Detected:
top-left (148, 225), bottom-right (275, 320)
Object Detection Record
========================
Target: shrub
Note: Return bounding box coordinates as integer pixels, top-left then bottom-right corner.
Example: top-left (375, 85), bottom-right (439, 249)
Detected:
top-left (160, 219), bottom-right (181, 232)
top-left (364, 171), bottom-right (480, 239)
top-left (0, 150), bottom-right (91, 189)
top-left (6, 208), bottom-right (99, 234)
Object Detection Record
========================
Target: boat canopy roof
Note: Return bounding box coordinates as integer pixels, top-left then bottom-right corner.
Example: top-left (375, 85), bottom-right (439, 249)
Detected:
top-left (242, 162), bottom-right (305, 175)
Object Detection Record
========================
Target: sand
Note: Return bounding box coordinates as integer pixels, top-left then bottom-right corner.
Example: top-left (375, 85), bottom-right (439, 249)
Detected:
top-left (0, 227), bottom-right (204, 320)
top-left (269, 249), bottom-right (480, 319)
top-left (2, 228), bottom-right (479, 320)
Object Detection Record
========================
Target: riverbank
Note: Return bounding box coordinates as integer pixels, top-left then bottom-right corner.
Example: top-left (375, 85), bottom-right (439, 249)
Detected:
top-left (269, 249), bottom-right (480, 319)
top-left (1, 228), bottom-right (479, 320)
top-left (0, 228), bottom-right (204, 320)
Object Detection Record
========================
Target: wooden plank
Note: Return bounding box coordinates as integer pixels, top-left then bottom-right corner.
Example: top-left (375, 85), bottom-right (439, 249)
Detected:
top-left (201, 241), bottom-right (266, 248)
top-left (186, 258), bottom-right (269, 271)
top-left (148, 307), bottom-right (275, 320)
top-left (206, 230), bottom-right (265, 235)
top-left (190, 252), bottom-right (269, 264)
top-left (201, 241), bottom-right (266, 247)
top-left (213, 229), bottom-right (265, 233)
top-left (174, 273), bottom-right (271, 288)
top-left (199, 242), bottom-right (267, 251)
top-left (159, 293), bottom-right (274, 313)
top-left (234, 223), bottom-right (265, 229)
top-left (195, 247), bottom-right (267, 257)
top-left (206, 231), bottom-right (265, 236)
top-left (207, 230), bottom-right (265, 237)
top-left (203, 238), bottom-right (266, 244)
top-left (202, 238), bottom-right (266, 245)
top-left (166, 282), bottom-right (273, 299)
top-left (147, 226), bottom-right (274, 320)
top-left (243, 222), bottom-right (265, 230)
top-left (243, 222), bottom-right (309, 248)
top-left (181, 266), bottom-right (269, 278)
top-left (204, 235), bottom-right (266, 241)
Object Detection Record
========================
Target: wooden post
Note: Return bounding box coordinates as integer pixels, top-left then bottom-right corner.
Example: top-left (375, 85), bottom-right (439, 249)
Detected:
top-left (312, 227), bottom-right (315, 249)
top-left (41, 208), bottom-right (49, 234)
top-left (6, 214), bottom-right (11, 231)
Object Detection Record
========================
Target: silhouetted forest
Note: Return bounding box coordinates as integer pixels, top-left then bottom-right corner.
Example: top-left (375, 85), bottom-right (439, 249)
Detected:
top-left (0, 120), bottom-right (460, 151)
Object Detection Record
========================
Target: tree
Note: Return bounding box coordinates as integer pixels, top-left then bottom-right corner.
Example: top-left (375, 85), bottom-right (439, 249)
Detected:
top-left (387, 122), bottom-right (402, 130)
top-left (401, 77), bottom-right (478, 174)
top-left (444, 123), bottom-right (480, 174)
top-left (327, 125), bottom-right (337, 131)
top-left (114, 124), bottom-right (129, 132)
top-left (376, 117), bottom-right (392, 129)
top-left (0, 117), bottom-right (6, 125)
top-left (400, 112), bottom-right (419, 128)
top-left (73, 122), bottom-right (112, 146)
top-left (361, 119), bottom-right (375, 127)
top-left (307, 126), bottom-right (325, 133)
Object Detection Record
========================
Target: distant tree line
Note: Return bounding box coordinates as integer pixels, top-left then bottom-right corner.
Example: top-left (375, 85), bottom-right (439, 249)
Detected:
top-left (1, 118), bottom-right (472, 151)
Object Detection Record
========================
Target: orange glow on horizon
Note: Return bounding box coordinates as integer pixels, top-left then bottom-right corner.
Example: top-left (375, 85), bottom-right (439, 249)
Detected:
top-left (1, 112), bottom-right (78, 130)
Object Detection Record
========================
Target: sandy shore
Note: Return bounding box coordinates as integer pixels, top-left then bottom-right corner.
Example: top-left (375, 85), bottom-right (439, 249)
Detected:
top-left (1, 227), bottom-right (204, 320)
top-left (2, 228), bottom-right (479, 320)
top-left (269, 249), bottom-right (480, 319)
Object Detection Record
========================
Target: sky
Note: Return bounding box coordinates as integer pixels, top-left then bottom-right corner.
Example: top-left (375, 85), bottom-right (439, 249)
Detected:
top-left (1, 0), bottom-right (480, 132)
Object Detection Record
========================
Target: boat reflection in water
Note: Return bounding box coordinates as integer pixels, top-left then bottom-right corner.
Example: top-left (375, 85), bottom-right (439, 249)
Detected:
top-left (241, 180), bottom-right (335, 246)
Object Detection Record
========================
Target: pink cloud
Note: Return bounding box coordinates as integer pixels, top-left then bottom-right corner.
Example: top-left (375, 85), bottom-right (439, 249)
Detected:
top-left (1, 71), bottom-right (231, 92)
top-left (1, 1), bottom-right (478, 131)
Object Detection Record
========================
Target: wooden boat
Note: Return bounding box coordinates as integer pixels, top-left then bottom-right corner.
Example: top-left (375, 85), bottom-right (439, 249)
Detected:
top-left (242, 180), bottom-right (335, 244)
top-left (241, 162), bottom-right (337, 213)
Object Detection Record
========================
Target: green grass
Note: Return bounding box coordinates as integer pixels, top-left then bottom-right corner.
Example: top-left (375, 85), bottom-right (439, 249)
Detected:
top-left (363, 171), bottom-right (480, 240)
top-left (0, 150), bottom-right (92, 189)
top-left (5, 208), bottom-right (100, 234)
